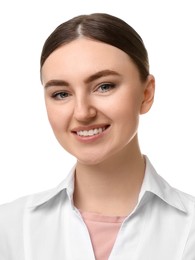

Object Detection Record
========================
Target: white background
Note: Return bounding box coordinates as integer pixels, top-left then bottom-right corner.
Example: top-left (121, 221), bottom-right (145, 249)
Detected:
top-left (0, 0), bottom-right (194, 204)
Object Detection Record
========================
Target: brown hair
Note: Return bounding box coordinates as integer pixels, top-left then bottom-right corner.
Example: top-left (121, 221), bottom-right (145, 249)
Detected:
top-left (40, 13), bottom-right (149, 81)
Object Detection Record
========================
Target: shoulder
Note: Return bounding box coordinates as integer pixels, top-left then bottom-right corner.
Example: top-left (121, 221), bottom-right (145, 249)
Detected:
top-left (0, 195), bottom-right (30, 257)
top-left (0, 188), bottom-right (52, 233)
top-left (0, 195), bottom-right (29, 225)
top-left (0, 167), bottom-right (74, 229)
top-left (0, 187), bottom-right (54, 222)
top-left (0, 189), bottom-right (55, 257)
top-left (177, 190), bottom-right (195, 257)
top-left (144, 156), bottom-right (195, 215)
top-left (174, 187), bottom-right (195, 212)
top-left (171, 187), bottom-right (195, 253)
top-left (0, 194), bottom-right (34, 244)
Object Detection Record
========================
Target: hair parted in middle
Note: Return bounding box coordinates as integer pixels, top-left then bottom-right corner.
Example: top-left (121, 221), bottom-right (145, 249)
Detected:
top-left (40, 13), bottom-right (149, 81)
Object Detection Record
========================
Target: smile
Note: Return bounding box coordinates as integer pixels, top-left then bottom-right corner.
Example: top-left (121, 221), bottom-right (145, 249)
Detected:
top-left (77, 127), bottom-right (106, 137)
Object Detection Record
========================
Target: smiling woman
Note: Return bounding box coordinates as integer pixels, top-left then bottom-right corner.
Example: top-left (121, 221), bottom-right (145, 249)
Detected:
top-left (0, 13), bottom-right (195, 260)
top-left (42, 37), bottom-right (153, 165)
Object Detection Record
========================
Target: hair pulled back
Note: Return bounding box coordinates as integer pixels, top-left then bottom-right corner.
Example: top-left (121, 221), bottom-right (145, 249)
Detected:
top-left (40, 13), bottom-right (149, 81)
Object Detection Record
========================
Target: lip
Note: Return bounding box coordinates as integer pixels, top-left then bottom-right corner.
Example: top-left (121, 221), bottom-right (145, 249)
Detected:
top-left (71, 124), bottom-right (110, 143)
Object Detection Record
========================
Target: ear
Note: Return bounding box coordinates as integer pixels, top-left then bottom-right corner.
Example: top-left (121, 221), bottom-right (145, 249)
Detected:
top-left (140, 74), bottom-right (155, 114)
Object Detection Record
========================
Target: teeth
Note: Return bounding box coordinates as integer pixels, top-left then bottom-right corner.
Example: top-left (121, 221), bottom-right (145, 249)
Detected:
top-left (77, 127), bottom-right (105, 137)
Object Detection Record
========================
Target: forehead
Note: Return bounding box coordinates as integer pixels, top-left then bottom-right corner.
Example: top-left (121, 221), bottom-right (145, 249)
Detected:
top-left (41, 38), bottom-right (139, 83)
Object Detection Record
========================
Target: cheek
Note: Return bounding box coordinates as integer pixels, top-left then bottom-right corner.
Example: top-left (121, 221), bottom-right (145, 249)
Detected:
top-left (45, 104), bottom-right (69, 133)
top-left (114, 94), bottom-right (141, 119)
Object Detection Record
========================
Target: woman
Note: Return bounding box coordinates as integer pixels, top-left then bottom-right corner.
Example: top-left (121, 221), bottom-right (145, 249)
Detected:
top-left (0, 13), bottom-right (194, 260)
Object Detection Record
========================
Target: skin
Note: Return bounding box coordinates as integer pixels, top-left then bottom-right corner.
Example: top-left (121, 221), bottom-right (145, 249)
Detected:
top-left (41, 38), bottom-right (155, 216)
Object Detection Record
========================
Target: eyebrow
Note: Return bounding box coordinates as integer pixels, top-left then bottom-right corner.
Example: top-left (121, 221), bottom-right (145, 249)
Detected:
top-left (84, 69), bottom-right (121, 84)
top-left (44, 69), bottom-right (121, 89)
top-left (44, 79), bottom-right (69, 89)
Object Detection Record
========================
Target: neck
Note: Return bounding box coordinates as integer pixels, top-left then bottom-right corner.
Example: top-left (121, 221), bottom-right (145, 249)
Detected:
top-left (73, 136), bottom-right (145, 216)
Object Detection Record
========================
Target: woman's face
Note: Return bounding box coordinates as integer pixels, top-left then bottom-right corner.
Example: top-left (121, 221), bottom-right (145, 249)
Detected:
top-left (41, 38), bottom-right (154, 165)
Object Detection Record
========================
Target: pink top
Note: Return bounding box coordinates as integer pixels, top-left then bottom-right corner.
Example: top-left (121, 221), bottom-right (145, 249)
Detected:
top-left (80, 210), bottom-right (126, 260)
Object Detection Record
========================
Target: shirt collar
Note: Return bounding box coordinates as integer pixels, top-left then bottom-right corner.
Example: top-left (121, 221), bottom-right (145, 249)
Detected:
top-left (139, 156), bottom-right (188, 213)
top-left (28, 156), bottom-right (188, 214)
top-left (27, 165), bottom-right (76, 208)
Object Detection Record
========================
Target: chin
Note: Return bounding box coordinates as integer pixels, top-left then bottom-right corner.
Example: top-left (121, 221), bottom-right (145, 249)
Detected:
top-left (74, 150), bottom-right (110, 166)
top-left (77, 156), bottom-right (104, 166)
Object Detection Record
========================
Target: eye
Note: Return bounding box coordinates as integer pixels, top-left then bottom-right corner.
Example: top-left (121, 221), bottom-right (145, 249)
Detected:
top-left (96, 83), bottom-right (116, 93)
top-left (51, 91), bottom-right (70, 100)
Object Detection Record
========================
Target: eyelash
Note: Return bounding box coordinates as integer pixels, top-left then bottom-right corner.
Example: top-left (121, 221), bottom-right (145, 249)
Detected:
top-left (51, 91), bottom-right (70, 100)
top-left (96, 83), bottom-right (116, 93)
top-left (50, 83), bottom-right (116, 100)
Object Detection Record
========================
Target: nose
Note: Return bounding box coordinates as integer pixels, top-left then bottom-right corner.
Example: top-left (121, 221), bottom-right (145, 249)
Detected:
top-left (73, 95), bottom-right (97, 122)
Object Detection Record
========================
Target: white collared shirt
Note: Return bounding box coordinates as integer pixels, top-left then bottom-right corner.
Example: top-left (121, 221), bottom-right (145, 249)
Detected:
top-left (0, 156), bottom-right (195, 260)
